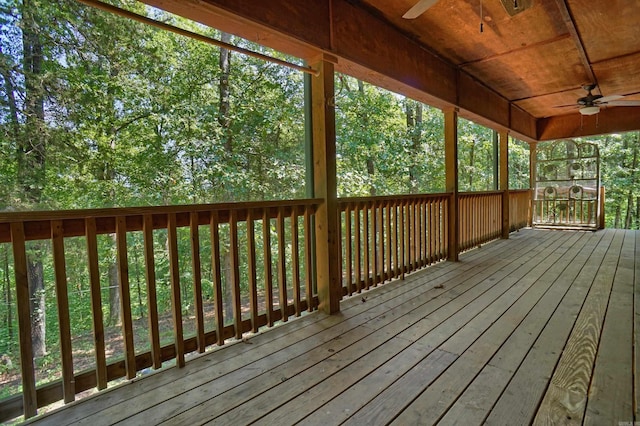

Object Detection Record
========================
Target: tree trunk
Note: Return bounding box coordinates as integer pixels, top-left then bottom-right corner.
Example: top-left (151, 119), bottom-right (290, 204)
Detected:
top-left (367, 157), bottom-right (376, 196)
top-left (27, 249), bottom-right (46, 357)
top-left (405, 101), bottom-right (422, 193)
top-left (468, 141), bottom-right (475, 190)
top-left (356, 80), bottom-right (376, 196)
top-left (219, 32), bottom-right (233, 157)
top-left (614, 204), bottom-right (621, 229)
top-left (625, 191), bottom-right (634, 229)
top-left (20, 0), bottom-right (47, 357)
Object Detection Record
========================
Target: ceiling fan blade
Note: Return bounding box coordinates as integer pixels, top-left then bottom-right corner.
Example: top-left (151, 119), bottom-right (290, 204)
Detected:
top-left (604, 100), bottom-right (640, 106)
top-left (403, 0), bottom-right (440, 19)
top-left (596, 94), bottom-right (624, 103)
top-left (553, 104), bottom-right (578, 108)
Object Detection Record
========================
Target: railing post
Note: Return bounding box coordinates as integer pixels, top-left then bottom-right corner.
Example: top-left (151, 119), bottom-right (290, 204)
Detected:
top-left (500, 130), bottom-right (510, 238)
top-left (444, 108), bottom-right (459, 261)
top-left (529, 141), bottom-right (537, 226)
top-left (311, 55), bottom-right (341, 314)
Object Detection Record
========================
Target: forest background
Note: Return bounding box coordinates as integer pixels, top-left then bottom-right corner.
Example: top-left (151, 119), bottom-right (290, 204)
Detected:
top-left (0, 0), bottom-right (638, 409)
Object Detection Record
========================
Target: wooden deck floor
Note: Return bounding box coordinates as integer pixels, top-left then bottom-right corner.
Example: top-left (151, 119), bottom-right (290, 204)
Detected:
top-left (29, 228), bottom-right (639, 425)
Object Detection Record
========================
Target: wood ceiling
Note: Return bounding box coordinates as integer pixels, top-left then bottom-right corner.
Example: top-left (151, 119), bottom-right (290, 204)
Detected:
top-left (138, 0), bottom-right (640, 140)
top-left (361, 0), bottom-right (640, 119)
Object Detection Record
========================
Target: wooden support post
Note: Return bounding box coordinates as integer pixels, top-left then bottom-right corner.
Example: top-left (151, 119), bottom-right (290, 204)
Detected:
top-left (444, 108), bottom-right (459, 261)
top-left (529, 141), bottom-right (537, 226)
top-left (311, 55), bottom-right (341, 314)
top-left (500, 130), bottom-right (510, 238)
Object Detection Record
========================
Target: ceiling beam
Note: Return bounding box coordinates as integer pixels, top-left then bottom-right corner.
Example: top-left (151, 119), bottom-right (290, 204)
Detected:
top-left (553, 0), bottom-right (598, 88)
top-left (537, 107), bottom-right (640, 140)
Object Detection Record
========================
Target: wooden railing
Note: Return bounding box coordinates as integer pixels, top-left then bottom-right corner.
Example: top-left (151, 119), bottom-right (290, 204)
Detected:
top-left (0, 189), bottom-right (533, 421)
top-left (0, 199), bottom-right (320, 421)
top-left (338, 194), bottom-right (449, 295)
top-left (509, 189), bottom-right (532, 231)
top-left (458, 191), bottom-right (503, 252)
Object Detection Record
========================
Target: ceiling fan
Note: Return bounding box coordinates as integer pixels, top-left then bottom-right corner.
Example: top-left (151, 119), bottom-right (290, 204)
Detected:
top-left (560, 84), bottom-right (640, 116)
top-left (402, 0), bottom-right (439, 19)
top-left (402, 0), bottom-right (532, 19)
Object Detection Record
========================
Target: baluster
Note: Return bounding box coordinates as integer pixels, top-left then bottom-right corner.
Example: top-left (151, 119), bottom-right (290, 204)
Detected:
top-left (86, 218), bottom-right (108, 387)
top-left (363, 203), bottom-right (370, 289)
top-left (167, 213), bottom-right (185, 367)
top-left (247, 209), bottom-right (259, 332)
top-left (290, 208), bottom-right (301, 316)
top-left (189, 212), bottom-right (205, 353)
top-left (115, 216), bottom-right (136, 377)
top-left (385, 201), bottom-right (391, 280)
top-left (303, 207), bottom-right (314, 311)
top-left (51, 220), bottom-right (75, 402)
top-left (276, 207), bottom-right (288, 322)
top-left (344, 204), bottom-right (353, 295)
top-left (371, 202), bottom-right (378, 286)
top-left (229, 210), bottom-right (243, 338)
top-left (11, 222), bottom-right (37, 419)
top-left (354, 204), bottom-right (361, 292)
top-left (263, 209), bottom-right (274, 326)
top-left (142, 214), bottom-right (161, 368)
top-left (210, 211), bottom-right (225, 345)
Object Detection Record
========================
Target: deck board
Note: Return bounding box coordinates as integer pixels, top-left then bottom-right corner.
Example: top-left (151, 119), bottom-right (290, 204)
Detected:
top-left (398, 231), bottom-right (598, 425)
top-left (583, 230), bottom-right (635, 425)
top-left (533, 229), bottom-right (624, 425)
top-left (439, 230), bottom-right (604, 425)
top-left (27, 229), bottom-right (639, 426)
top-left (485, 229), bottom-right (618, 425)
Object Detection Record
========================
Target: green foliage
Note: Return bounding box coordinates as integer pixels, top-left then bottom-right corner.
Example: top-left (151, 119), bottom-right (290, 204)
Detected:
top-left (335, 75), bottom-right (446, 196)
top-left (572, 132), bottom-right (640, 229)
top-left (0, 0), bottom-right (585, 409)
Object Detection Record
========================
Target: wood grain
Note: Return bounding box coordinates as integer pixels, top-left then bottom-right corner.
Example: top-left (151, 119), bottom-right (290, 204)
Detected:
top-left (51, 220), bottom-right (75, 403)
top-left (141, 214), bottom-right (161, 369)
top-left (276, 207), bottom-right (288, 322)
top-left (11, 222), bottom-right (37, 419)
top-left (167, 213), bottom-right (185, 368)
top-left (290, 209), bottom-right (301, 316)
top-left (534, 230), bottom-right (623, 425)
top-left (486, 229), bottom-right (617, 425)
top-left (440, 231), bottom-right (602, 425)
top-left (583, 230), bottom-right (634, 424)
top-left (210, 211), bottom-right (224, 345)
top-left (262, 209), bottom-right (274, 326)
top-left (189, 212), bottom-right (206, 353)
top-left (85, 218), bottom-right (108, 388)
top-left (115, 216), bottom-right (136, 378)
top-left (246, 209), bottom-right (259, 332)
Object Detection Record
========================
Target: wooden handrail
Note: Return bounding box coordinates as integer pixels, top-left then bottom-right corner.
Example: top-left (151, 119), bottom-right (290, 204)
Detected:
top-left (0, 191), bottom-right (531, 422)
top-left (0, 199), bottom-right (321, 422)
top-left (0, 199), bottom-right (323, 242)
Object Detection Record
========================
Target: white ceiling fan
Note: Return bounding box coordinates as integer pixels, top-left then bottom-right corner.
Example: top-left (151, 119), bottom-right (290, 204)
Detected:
top-left (402, 0), bottom-right (440, 19)
top-left (557, 84), bottom-right (640, 116)
top-left (402, 0), bottom-right (533, 19)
